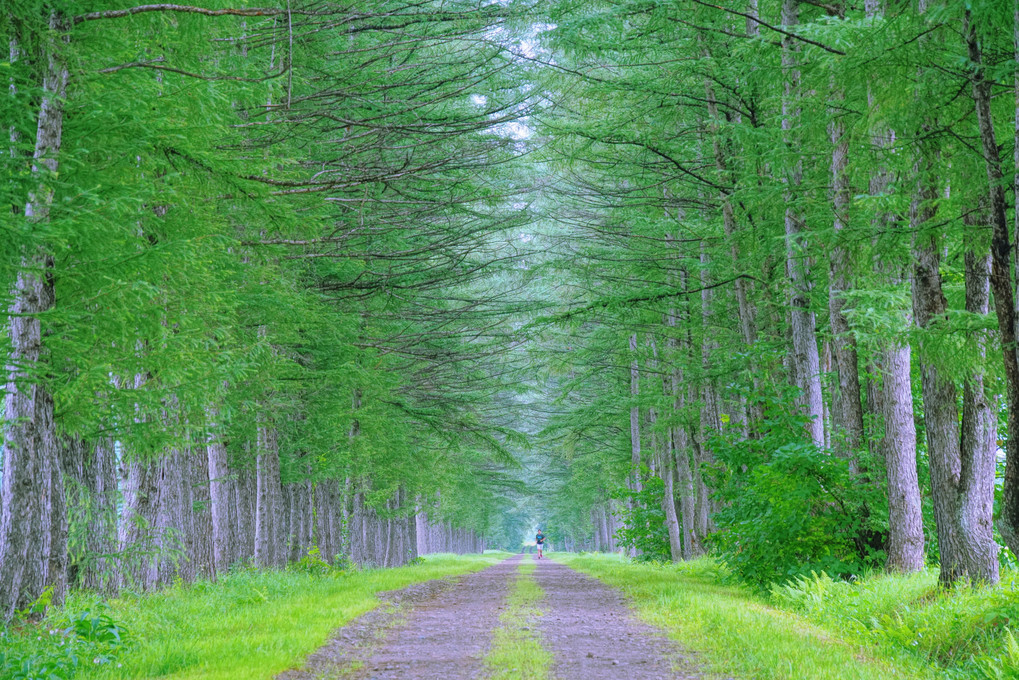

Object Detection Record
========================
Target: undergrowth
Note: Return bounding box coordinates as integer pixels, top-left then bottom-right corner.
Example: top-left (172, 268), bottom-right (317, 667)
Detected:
top-left (0, 552), bottom-right (506, 680)
top-left (769, 569), bottom-right (1019, 679)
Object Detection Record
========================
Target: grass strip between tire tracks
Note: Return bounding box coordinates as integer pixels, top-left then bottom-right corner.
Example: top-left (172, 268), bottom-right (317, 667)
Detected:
top-left (552, 552), bottom-right (936, 680)
top-left (483, 558), bottom-right (552, 680)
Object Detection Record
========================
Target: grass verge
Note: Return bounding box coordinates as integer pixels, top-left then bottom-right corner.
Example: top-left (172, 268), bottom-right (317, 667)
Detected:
top-left (552, 553), bottom-right (937, 680)
top-left (1, 552), bottom-right (508, 680)
top-left (483, 558), bottom-right (551, 680)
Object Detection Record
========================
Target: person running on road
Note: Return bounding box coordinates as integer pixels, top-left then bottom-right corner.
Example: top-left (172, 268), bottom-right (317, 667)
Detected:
top-left (535, 529), bottom-right (545, 558)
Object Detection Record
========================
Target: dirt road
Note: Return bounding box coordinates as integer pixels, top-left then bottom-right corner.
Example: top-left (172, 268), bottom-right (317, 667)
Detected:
top-left (278, 554), bottom-right (706, 680)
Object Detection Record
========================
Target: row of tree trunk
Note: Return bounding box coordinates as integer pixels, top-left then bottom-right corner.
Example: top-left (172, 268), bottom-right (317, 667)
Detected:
top-left (565, 503), bottom-right (621, 553)
top-left (51, 430), bottom-right (485, 600)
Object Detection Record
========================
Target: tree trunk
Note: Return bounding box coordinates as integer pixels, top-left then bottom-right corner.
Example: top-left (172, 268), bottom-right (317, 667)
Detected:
top-left (690, 383), bottom-right (712, 540)
top-left (40, 440), bottom-right (67, 604)
top-left (207, 407), bottom-right (234, 574)
top-left (912, 140), bottom-right (999, 584)
top-left (699, 247), bottom-right (721, 526)
top-left (965, 13), bottom-right (1019, 566)
top-left (881, 343), bottom-right (925, 572)
top-left (781, 0), bottom-right (824, 448)
top-left (186, 447), bottom-right (215, 580)
top-left (61, 437), bottom-right (119, 592)
top-left (416, 502), bottom-right (429, 556)
top-left (0, 12), bottom-right (67, 622)
top-left (628, 332), bottom-right (641, 557)
top-left (661, 449), bottom-right (683, 562)
top-left (861, 0), bottom-right (924, 574)
top-left (255, 421), bottom-right (282, 568)
top-left (151, 451), bottom-right (186, 587)
top-left (828, 83), bottom-right (864, 469)
top-left (119, 456), bottom-right (165, 589)
top-left (234, 464), bottom-right (255, 562)
top-left (351, 490), bottom-right (365, 564)
top-left (959, 209), bottom-right (1000, 583)
top-left (629, 333), bottom-right (642, 487)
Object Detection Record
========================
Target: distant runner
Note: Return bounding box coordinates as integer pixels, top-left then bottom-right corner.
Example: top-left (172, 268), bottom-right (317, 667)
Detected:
top-left (535, 529), bottom-right (545, 558)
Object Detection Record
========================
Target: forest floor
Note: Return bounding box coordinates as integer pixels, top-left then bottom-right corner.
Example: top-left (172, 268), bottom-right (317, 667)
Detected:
top-left (278, 553), bottom-right (705, 680)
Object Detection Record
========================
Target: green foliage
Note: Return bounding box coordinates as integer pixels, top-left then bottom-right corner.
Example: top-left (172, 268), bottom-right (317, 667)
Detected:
top-left (712, 435), bottom-right (882, 588)
top-left (612, 475), bottom-right (671, 563)
top-left (561, 554), bottom-right (1019, 679)
top-left (0, 606), bottom-right (129, 680)
top-left (289, 547), bottom-right (337, 577)
top-left (764, 564), bottom-right (1019, 679)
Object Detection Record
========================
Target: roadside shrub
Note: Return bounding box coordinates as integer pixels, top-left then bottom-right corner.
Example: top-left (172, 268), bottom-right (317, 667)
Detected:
top-left (706, 384), bottom-right (889, 589)
top-left (612, 474), bottom-right (671, 563)
top-left (711, 440), bottom-right (882, 588)
top-left (0, 606), bottom-right (129, 680)
top-left (290, 546), bottom-right (334, 576)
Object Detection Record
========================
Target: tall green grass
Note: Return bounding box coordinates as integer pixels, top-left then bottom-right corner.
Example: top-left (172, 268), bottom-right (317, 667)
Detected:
top-left (2, 553), bottom-right (507, 680)
top-left (769, 568), bottom-right (1019, 679)
top-left (553, 553), bottom-right (935, 680)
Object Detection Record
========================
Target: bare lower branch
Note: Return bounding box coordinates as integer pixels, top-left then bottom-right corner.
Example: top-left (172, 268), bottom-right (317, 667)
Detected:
top-left (73, 4), bottom-right (301, 25)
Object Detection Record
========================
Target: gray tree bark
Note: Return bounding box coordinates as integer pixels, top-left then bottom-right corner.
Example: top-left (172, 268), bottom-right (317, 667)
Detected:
top-left (629, 333), bottom-right (642, 488)
top-left (781, 0), bottom-right (824, 448)
top-left (881, 343), bottom-right (926, 572)
top-left (828, 84), bottom-right (865, 469)
top-left (959, 208), bottom-right (1000, 584)
top-left (0, 12), bottom-right (68, 622)
top-left (863, 0), bottom-right (924, 574)
top-left (254, 421), bottom-right (282, 568)
top-left (207, 406), bottom-right (234, 574)
top-left (185, 447), bottom-right (215, 580)
top-left (234, 463), bottom-right (255, 562)
top-left (912, 141), bottom-right (999, 584)
top-left (61, 436), bottom-right (119, 592)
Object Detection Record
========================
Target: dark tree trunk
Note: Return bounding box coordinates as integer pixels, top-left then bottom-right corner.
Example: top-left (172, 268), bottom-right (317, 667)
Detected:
top-left (965, 14), bottom-right (1019, 567)
top-left (912, 141), bottom-right (999, 584)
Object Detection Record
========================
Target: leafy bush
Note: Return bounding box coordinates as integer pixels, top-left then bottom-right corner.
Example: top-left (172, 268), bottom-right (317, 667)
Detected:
top-left (711, 440), bottom-right (883, 588)
top-left (0, 606), bottom-right (129, 680)
top-left (706, 386), bottom-right (890, 589)
top-left (612, 474), bottom-right (671, 563)
top-left (290, 546), bottom-right (335, 576)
